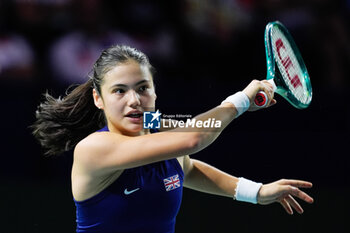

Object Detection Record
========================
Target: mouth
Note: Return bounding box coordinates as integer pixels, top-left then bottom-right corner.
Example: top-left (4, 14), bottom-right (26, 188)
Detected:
top-left (125, 113), bottom-right (143, 118)
top-left (125, 111), bottom-right (143, 119)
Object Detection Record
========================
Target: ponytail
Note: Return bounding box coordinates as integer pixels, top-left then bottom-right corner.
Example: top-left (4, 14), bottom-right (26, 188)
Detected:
top-left (31, 79), bottom-right (105, 156)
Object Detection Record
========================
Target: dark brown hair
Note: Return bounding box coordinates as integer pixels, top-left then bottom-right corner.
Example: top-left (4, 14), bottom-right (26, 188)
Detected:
top-left (31, 45), bottom-right (154, 156)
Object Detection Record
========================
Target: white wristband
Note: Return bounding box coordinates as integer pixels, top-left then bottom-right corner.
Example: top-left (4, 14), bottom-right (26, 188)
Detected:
top-left (221, 91), bottom-right (250, 118)
top-left (234, 177), bottom-right (263, 204)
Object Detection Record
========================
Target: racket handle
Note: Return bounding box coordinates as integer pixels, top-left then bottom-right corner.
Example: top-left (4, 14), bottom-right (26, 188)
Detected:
top-left (254, 91), bottom-right (268, 107)
top-left (254, 79), bottom-right (276, 108)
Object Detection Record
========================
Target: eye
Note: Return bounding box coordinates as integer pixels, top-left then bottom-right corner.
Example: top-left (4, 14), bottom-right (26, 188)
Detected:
top-left (114, 88), bottom-right (126, 94)
top-left (138, 85), bottom-right (149, 93)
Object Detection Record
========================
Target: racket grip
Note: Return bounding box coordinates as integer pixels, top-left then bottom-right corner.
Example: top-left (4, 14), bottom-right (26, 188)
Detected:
top-left (254, 91), bottom-right (268, 107)
top-left (253, 79), bottom-right (276, 108)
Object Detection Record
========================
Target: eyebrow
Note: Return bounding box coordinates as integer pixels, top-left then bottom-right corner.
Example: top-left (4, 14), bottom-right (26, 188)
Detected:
top-left (109, 80), bottom-right (150, 90)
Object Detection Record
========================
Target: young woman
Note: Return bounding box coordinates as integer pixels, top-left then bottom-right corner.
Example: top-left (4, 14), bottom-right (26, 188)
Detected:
top-left (32, 45), bottom-right (313, 233)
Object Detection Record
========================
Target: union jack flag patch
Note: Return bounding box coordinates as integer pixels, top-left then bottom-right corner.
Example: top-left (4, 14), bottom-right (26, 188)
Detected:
top-left (163, 174), bottom-right (181, 192)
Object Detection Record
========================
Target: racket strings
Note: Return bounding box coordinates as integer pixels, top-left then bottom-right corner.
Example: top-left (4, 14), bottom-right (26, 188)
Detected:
top-left (271, 27), bottom-right (311, 105)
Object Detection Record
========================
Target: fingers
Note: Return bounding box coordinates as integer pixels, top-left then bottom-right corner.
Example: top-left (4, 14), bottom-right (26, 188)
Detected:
top-left (280, 198), bottom-right (293, 215)
top-left (263, 179), bottom-right (314, 215)
top-left (243, 79), bottom-right (276, 111)
top-left (261, 80), bottom-right (274, 94)
top-left (280, 195), bottom-right (304, 215)
top-left (278, 179), bottom-right (313, 188)
top-left (277, 181), bottom-right (314, 204)
top-left (285, 195), bottom-right (304, 214)
top-left (260, 80), bottom-right (275, 106)
top-left (267, 99), bottom-right (277, 108)
top-left (288, 186), bottom-right (314, 204)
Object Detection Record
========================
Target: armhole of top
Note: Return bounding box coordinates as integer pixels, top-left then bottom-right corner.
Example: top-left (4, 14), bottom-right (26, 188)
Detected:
top-left (174, 157), bottom-right (185, 178)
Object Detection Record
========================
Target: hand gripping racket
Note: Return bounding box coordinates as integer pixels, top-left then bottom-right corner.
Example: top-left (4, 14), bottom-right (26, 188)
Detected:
top-left (254, 21), bottom-right (312, 109)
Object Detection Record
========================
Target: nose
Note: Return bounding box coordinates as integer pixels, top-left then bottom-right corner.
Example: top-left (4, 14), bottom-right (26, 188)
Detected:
top-left (127, 90), bottom-right (141, 107)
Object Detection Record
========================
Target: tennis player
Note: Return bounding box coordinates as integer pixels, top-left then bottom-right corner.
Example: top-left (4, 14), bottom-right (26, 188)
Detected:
top-left (32, 45), bottom-right (313, 233)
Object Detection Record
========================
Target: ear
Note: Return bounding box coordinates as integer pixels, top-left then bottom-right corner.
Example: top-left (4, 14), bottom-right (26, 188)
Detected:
top-left (93, 89), bottom-right (104, 110)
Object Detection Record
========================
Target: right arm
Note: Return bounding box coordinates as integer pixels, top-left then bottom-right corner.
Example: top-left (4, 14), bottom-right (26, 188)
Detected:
top-left (74, 80), bottom-right (275, 175)
top-left (75, 103), bottom-right (236, 174)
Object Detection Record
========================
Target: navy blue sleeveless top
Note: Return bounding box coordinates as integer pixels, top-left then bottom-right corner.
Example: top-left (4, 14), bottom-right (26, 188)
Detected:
top-left (74, 126), bottom-right (184, 233)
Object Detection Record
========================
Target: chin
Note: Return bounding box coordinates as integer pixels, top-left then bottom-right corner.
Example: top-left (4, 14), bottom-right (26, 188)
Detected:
top-left (126, 125), bottom-right (143, 134)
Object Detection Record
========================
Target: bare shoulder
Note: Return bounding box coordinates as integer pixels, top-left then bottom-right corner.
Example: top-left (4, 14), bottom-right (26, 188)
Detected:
top-left (76, 130), bottom-right (132, 152)
top-left (75, 132), bottom-right (110, 157)
top-left (80, 130), bottom-right (125, 145)
top-left (73, 132), bottom-right (124, 171)
top-left (72, 132), bottom-right (125, 200)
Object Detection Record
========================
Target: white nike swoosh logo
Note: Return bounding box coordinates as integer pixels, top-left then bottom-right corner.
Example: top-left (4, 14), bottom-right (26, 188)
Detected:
top-left (124, 188), bottom-right (140, 195)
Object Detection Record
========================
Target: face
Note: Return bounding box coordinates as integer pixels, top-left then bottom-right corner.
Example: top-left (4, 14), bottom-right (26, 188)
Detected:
top-left (93, 60), bottom-right (156, 136)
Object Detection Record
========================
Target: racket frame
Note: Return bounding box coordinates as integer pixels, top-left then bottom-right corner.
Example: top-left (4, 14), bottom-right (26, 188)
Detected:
top-left (264, 21), bottom-right (312, 109)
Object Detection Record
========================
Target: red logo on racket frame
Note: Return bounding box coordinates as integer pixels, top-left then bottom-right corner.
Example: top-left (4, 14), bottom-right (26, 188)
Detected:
top-left (275, 38), bottom-right (302, 89)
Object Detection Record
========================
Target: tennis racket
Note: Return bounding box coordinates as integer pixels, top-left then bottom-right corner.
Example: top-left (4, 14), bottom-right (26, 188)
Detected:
top-left (254, 21), bottom-right (312, 109)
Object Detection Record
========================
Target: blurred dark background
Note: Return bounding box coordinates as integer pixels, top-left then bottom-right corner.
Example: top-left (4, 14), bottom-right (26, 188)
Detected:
top-left (1, 0), bottom-right (349, 232)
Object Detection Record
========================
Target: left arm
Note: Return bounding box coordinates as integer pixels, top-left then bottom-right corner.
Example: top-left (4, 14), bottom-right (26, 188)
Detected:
top-left (182, 156), bottom-right (314, 214)
top-left (183, 156), bottom-right (239, 198)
